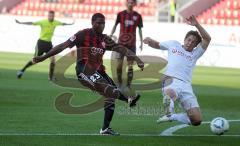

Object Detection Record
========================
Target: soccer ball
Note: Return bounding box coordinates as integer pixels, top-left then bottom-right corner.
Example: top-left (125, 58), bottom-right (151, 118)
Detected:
top-left (210, 117), bottom-right (229, 135)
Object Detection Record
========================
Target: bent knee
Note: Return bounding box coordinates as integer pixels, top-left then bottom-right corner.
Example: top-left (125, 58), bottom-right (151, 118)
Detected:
top-left (164, 89), bottom-right (177, 100)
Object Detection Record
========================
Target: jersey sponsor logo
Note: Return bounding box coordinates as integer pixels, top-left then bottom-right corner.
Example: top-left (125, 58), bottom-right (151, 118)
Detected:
top-left (133, 16), bottom-right (138, 21)
top-left (172, 49), bottom-right (177, 53)
top-left (119, 33), bottom-right (134, 45)
top-left (91, 47), bottom-right (104, 56)
top-left (172, 49), bottom-right (192, 61)
top-left (124, 20), bottom-right (134, 26)
top-left (69, 35), bottom-right (76, 42)
top-left (186, 56), bottom-right (192, 61)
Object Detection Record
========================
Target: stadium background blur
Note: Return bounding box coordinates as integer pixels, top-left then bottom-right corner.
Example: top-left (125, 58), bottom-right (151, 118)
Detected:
top-left (0, 0), bottom-right (240, 68)
top-left (0, 0), bottom-right (240, 146)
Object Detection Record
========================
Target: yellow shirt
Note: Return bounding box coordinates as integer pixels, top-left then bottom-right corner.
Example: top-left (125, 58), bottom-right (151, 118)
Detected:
top-left (170, 0), bottom-right (176, 16)
top-left (33, 19), bottom-right (63, 42)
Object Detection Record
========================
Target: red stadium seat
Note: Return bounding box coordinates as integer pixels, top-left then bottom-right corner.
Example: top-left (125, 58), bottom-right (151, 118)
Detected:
top-left (232, 10), bottom-right (238, 18)
top-left (72, 4), bottom-right (78, 12)
top-left (224, 10), bottom-right (232, 18)
top-left (67, 3), bottom-right (73, 12)
top-left (9, 0), bottom-right (156, 19)
top-left (198, 0), bottom-right (240, 25)
top-left (49, 3), bottom-right (56, 11)
top-left (233, 19), bottom-right (239, 25)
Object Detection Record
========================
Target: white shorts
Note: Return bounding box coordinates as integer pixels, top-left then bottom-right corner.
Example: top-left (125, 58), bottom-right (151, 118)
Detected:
top-left (162, 77), bottom-right (199, 111)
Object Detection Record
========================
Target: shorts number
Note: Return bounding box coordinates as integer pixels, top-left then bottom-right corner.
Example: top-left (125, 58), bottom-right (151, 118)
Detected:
top-left (89, 73), bottom-right (101, 83)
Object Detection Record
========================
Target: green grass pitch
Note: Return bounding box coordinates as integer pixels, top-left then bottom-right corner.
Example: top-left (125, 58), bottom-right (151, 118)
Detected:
top-left (0, 52), bottom-right (240, 146)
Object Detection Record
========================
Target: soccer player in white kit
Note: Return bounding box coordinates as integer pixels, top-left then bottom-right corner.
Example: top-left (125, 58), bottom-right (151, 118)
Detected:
top-left (143, 15), bottom-right (211, 126)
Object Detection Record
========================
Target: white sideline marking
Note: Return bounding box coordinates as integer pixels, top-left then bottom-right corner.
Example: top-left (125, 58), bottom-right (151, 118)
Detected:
top-left (0, 133), bottom-right (156, 137)
top-left (0, 120), bottom-right (239, 137)
top-left (0, 133), bottom-right (240, 137)
top-left (160, 124), bottom-right (189, 136)
top-left (160, 119), bottom-right (240, 136)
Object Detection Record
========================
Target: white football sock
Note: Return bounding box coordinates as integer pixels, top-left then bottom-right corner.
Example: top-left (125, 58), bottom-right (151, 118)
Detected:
top-left (169, 99), bottom-right (174, 114)
top-left (163, 95), bottom-right (175, 115)
top-left (170, 113), bottom-right (191, 124)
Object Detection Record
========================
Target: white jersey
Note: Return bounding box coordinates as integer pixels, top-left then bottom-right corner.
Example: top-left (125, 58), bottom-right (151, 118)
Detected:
top-left (160, 40), bottom-right (205, 83)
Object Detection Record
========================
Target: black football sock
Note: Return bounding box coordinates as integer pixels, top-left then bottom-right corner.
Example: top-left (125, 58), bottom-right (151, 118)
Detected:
top-left (22, 61), bottom-right (33, 72)
top-left (127, 68), bottom-right (133, 87)
top-left (118, 92), bottom-right (128, 102)
top-left (49, 62), bottom-right (55, 80)
top-left (117, 68), bottom-right (122, 86)
top-left (102, 103), bottom-right (115, 130)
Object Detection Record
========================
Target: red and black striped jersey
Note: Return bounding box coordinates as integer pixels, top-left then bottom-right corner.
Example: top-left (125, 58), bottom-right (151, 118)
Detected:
top-left (115, 10), bottom-right (143, 48)
top-left (67, 28), bottom-right (118, 71)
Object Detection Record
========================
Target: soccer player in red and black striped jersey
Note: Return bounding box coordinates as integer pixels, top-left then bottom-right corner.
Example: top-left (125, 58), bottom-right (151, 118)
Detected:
top-left (110, 0), bottom-right (143, 89)
top-left (33, 13), bottom-right (144, 135)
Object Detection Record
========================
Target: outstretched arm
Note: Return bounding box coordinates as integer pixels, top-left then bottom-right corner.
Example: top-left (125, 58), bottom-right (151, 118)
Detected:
top-left (15, 19), bottom-right (33, 25)
top-left (185, 15), bottom-right (211, 50)
top-left (143, 37), bottom-right (161, 49)
top-left (110, 23), bottom-right (118, 37)
top-left (110, 14), bottom-right (120, 37)
top-left (62, 20), bottom-right (75, 26)
top-left (139, 28), bottom-right (143, 51)
top-left (32, 41), bottom-right (70, 63)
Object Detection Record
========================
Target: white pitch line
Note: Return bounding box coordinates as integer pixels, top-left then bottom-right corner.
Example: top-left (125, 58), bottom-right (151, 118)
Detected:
top-left (160, 124), bottom-right (189, 136)
top-left (0, 133), bottom-right (161, 137)
top-left (173, 134), bottom-right (240, 137)
top-left (0, 120), bottom-right (239, 137)
top-left (0, 133), bottom-right (240, 137)
top-left (160, 119), bottom-right (240, 136)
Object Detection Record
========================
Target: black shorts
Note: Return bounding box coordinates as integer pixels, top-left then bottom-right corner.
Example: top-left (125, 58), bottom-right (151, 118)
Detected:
top-left (114, 45), bottom-right (136, 61)
top-left (34, 39), bottom-right (53, 57)
top-left (76, 61), bottom-right (116, 88)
